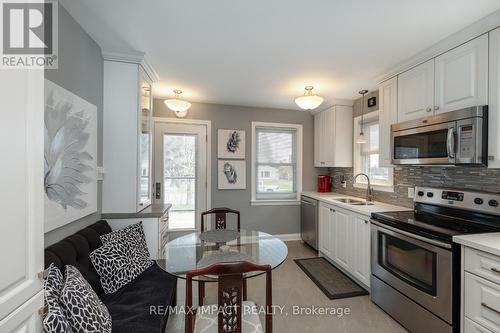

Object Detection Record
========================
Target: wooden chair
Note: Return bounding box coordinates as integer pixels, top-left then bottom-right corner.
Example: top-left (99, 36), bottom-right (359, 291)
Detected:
top-left (199, 208), bottom-right (242, 305)
top-left (185, 261), bottom-right (272, 333)
top-left (201, 208), bottom-right (241, 232)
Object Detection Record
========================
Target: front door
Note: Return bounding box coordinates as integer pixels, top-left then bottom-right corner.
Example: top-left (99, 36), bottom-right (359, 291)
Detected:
top-left (154, 121), bottom-right (208, 231)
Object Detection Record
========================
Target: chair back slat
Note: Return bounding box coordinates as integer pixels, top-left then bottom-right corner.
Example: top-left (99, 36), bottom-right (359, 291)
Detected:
top-left (218, 274), bottom-right (243, 333)
top-left (185, 261), bottom-right (272, 333)
top-left (201, 208), bottom-right (241, 231)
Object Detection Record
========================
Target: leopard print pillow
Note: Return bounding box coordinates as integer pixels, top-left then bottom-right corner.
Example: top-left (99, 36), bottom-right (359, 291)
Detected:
top-left (59, 265), bottom-right (112, 333)
top-left (43, 263), bottom-right (73, 333)
top-left (90, 237), bottom-right (151, 294)
top-left (100, 221), bottom-right (152, 268)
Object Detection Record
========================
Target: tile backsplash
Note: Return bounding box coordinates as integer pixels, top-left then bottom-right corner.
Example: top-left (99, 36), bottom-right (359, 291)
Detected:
top-left (329, 166), bottom-right (500, 208)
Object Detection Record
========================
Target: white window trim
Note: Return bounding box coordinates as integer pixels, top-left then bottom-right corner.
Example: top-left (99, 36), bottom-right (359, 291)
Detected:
top-left (251, 121), bottom-right (303, 206)
top-left (353, 111), bottom-right (394, 192)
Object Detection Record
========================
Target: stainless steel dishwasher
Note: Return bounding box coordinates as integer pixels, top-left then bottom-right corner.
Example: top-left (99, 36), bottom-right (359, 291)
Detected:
top-left (300, 195), bottom-right (318, 250)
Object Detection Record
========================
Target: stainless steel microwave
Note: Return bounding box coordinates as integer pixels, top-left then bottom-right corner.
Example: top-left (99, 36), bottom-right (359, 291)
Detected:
top-left (391, 106), bottom-right (488, 166)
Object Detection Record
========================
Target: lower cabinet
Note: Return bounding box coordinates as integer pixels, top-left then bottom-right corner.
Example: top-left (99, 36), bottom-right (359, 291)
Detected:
top-left (352, 215), bottom-right (371, 287)
top-left (318, 203), bottom-right (334, 258)
top-left (318, 202), bottom-right (371, 288)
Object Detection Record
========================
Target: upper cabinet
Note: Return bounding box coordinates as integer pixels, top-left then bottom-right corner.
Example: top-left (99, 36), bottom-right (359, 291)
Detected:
top-left (489, 28), bottom-right (500, 168)
top-left (314, 105), bottom-right (353, 167)
top-left (434, 34), bottom-right (488, 114)
top-left (378, 77), bottom-right (398, 167)
top-left (397, 59), bottom-right (435, 122)
top-left (103, 60), bottom-right (154, 213)
top-left (397, 35), bottom-right (489, 123)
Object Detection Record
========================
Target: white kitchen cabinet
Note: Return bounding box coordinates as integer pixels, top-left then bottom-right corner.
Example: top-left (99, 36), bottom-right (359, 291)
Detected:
top-left (378, 77), bottom-right (398, 167)
top-left (435, 35), bottom-right (488, 114)
top-left (333, 208), bottom-right (352, 271)
top-left (398, 59), bottom-right (435, 122)
top-left (0, 70), bottom-right (44, 329)
top-left (318, 203), bottom-right (334, 258)
top-left (489, 28), bottom-right (500, 169)
top-left (351, 215), bottom-right (371, 287)
top-left (314, 105), bottom-right (353, 167)
top-left (103, 60), bottom-right (154, 214)
top-left (317, 201), bottom-right (371, 289)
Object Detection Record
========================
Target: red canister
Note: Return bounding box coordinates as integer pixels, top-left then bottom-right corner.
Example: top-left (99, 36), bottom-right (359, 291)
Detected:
top-left (317, 175), bottom-right (331, 192)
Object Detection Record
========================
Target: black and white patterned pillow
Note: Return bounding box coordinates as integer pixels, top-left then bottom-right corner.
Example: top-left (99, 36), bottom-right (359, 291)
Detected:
top-left (43, 263), bottom-right (73, 333)
top-left (100, 221), bottom-right (152, 269)
top-left (90, 237), bottom-right (150, 294)
top-left (59, 265), bottom-right (112, 333)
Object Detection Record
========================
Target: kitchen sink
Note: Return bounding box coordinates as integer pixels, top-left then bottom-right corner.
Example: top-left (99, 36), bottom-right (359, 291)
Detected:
top-left (334, 198), bottom-right (374, 206)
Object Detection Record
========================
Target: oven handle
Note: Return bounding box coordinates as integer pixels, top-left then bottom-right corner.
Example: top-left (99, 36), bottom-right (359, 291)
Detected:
top-left (447, 127), bottom-right (455, 159)
top-left (370, 220), bottom-right (452, 249)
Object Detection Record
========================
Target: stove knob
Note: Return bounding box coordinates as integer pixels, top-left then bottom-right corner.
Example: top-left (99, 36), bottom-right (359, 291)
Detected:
top-left (427, 192), bottom-right (434, 198)
top-left (489, 200), bottom-right (499, 208)
top-left (474, 198), bottom-right (484, 205)
top-left (417, 191), bottom-right (425, 197)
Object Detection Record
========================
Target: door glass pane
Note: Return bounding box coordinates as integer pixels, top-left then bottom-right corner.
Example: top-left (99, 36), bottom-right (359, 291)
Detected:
top-left (164, 134), bottom-right (196, 229)
top-left (139, 81), bottom-right (152, 204)
top-left (379, 233), bottom-right (436, 295)
top-left (256, 165), bottom-right (294, 193)
top-left (394, 129), bottom-right (448, 159)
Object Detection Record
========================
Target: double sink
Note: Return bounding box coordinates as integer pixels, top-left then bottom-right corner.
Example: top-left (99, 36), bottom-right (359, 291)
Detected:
top-left (331, 198), bottom-right (374, 206)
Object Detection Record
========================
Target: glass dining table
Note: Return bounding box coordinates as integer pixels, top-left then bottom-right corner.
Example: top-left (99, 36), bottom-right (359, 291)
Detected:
top-left (157, 229), bottom-right (288, 282)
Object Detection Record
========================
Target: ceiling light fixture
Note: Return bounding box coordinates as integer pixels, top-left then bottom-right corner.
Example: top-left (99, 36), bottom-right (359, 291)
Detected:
top-left (164, 89), bottom-right (191, 118)
top-left (356, 89), bottom-right (369, 144)
top-left (295, 86), bottom-right (324, 110)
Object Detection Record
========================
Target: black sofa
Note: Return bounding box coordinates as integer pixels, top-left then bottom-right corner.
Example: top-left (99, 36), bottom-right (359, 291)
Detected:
top-left (44, 220), bottom-right (177, 333)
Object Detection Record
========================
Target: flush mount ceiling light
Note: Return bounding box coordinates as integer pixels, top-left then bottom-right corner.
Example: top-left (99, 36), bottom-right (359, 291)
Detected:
top-left (356, 89), bottom-right (369, 144)
top-left (164, 89), bottom-right (191, 118)
top-left (295, 86), bottom-right (324, 110)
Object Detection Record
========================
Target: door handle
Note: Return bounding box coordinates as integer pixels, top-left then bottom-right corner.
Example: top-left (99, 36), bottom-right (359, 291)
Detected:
top-left (447, 127), bottom-right (455, 159)
top-left (490, 267), bottom-right (500, 274)
top-left (481, 302), bottom-right (500, 315)
top-left (155, 182), bottom-right (161, 199)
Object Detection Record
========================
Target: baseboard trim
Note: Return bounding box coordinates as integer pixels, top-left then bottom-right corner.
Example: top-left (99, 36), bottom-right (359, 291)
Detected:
top-left (275, 233), bottom-right (301, 242)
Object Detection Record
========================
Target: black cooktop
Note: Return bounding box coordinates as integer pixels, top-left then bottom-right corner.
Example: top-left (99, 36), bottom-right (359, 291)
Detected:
top-left (371, 204), bottom-right (500, 243)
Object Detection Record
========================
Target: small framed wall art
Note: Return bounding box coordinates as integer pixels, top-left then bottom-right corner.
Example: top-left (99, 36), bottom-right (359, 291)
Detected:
top-left (218, 129), bottom-right (245, 159)
top-left (218, 160), bottom-right (246, 190)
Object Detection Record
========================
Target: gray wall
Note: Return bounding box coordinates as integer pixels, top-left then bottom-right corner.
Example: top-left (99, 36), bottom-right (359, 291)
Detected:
top-left (153, 100), bottom-right (320, 235)
top-left (44, 3), bottom-right (104, 246)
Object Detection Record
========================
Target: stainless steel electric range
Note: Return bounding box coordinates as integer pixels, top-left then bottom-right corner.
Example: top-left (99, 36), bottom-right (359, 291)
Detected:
top-left (370, 187), bottom-right (500, 333)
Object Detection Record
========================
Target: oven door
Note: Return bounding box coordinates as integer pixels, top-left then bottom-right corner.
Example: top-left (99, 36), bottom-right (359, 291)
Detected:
top-left (371, 221), bottom-right (453, 323)
top-left (392, 122), bottom-right (456, 165)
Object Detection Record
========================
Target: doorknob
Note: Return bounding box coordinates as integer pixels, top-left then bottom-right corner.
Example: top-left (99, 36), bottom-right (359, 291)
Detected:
top-left (155, 182), bottom-right (161, 199)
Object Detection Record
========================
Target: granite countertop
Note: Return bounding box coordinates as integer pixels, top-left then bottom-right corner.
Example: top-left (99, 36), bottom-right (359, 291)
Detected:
top-left (301, 191), bottom-right (412, 217)
top-left (101, 203), bottom-right (172, 219)
top-left (453, 233), bottom-right (500, 257)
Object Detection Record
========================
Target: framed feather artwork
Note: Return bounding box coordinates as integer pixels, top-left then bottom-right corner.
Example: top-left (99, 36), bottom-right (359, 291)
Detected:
top-left (218, 160), bottom-right (246, 190)
top-left (217, 129), bottom-right (245, 159)
top-left (44, 80), bottom-right (98, 232)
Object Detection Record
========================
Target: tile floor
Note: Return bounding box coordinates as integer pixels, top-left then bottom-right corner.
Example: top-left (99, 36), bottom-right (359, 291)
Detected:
top-left (165, 241), bottom-right (407, 333)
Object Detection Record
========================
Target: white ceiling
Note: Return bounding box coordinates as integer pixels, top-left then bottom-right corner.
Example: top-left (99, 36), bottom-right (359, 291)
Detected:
top-left (61, 0), bottom-right (500, 110)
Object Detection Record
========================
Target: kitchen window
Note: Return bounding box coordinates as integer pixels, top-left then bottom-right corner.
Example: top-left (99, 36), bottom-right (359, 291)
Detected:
top-left (251, 122), bottom-right (303, 205)
top-left (353, 112), bottom-right (393, 191)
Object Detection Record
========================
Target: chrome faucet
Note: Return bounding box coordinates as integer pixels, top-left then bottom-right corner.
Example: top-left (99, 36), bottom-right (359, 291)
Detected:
top-left (354, 173), bottom-right (374, 203)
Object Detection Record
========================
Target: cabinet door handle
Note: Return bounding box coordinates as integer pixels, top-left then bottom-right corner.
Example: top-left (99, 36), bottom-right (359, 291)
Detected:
top-left (481, 302), bottom-right (500, 315)
top-left (330, 208), bottom-right (335, 212)
top-left (426, 107), bottom-right (432, 112)
top-left (364, 220), bottom-right (368, 224)
top-left (490, 267), bottom-right (500, 274)
top-left (434, 106), bottom-right (440, 111)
